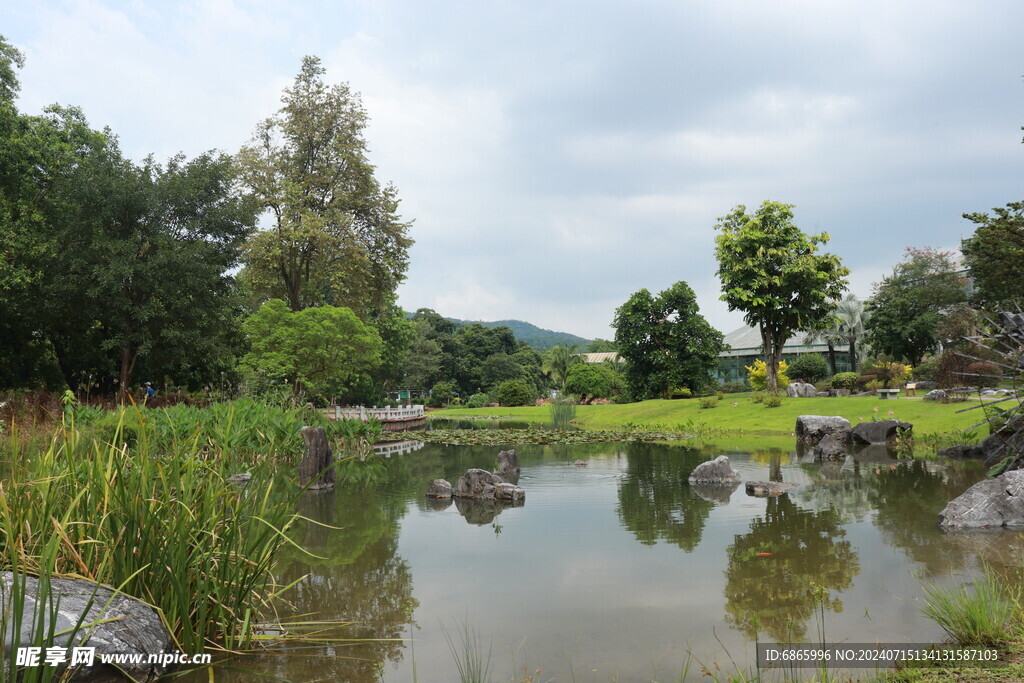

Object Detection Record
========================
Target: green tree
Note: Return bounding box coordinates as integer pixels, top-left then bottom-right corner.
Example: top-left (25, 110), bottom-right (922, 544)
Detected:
top-left (236, 56), bottom-right (412, 315)
top-left (542, 344), bottom-right (581, 390)
top-left (613, 281), bottom-right (724, 400)
top-left (714, 201), bottom-right (849, 393)
top-left (864, 247), bottom-right (967, 366)
top-left (563, 362), bottom-right (620, 403)
top-left (401, 318), bottom-right (444, 392)
top-left (495, 379), bottom-right (534, 406)
top-left (787, 354), bottom-right (828, 383)
top-left (241, 299), bottom-right (383, 398)
top-left (962, 202), bottom-right (1024, 307)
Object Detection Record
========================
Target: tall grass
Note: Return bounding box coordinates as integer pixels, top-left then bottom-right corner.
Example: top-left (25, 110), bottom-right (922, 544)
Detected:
top-left (0, 404), bottom-right (343, 654)
top-left (441, 619), bottom-right (494, 683)
top-left (921, 571), bottom-right (1019, 646)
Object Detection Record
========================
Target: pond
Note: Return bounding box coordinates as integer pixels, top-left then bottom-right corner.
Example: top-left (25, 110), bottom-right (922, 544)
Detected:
top-left (194, 440), bottom-right (1013, 681)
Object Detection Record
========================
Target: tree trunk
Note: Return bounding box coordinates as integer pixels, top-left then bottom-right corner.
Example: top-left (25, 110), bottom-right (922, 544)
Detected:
top-left (298, 426), bottom-right (335, 490)
top-left (761, 326), bottom-right (778, 394)
top-left (849, 340), bottom-right (858, 373)
top-left (118, 344), bottom-right (133, 404)
top-left (827, 343), bottom-right (837, 376)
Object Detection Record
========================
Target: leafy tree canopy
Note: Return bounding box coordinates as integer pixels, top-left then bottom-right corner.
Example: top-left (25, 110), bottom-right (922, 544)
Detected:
top-left (864, 247), bottom-right (967, 365)
top-left (962, 201), bottom-right (1024, 308)
top-left (613, 281), bottom-right (724, 400)
top-left (715, 201), bottom-right (848, 392)
top-left (237, 56), bottom-right (412, 316)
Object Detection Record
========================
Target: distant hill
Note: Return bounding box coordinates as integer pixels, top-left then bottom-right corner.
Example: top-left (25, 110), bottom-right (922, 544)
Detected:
top-left (450, 318), bottom-right (591, 351)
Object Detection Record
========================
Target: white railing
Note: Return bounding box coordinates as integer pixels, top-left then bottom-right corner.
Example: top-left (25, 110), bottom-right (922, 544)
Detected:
top-left (333, 404), bottom-right (425, 421)
top-left (373, 440), bottom-right (425, 457)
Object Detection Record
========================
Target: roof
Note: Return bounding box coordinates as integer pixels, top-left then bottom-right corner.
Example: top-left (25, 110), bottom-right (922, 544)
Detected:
top-left (719, 325), bottom-right (833, 358)
top-left (576, 352), bottom-right (623, 364)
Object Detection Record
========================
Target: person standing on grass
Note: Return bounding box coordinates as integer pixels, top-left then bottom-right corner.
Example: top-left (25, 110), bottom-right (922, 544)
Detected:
top-left (144, 382), bottom-right (155, 403)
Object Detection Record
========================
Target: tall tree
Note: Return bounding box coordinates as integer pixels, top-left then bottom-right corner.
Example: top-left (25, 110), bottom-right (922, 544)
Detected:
top-left (236, 56), bottom-right (412, 316)
top-left (962, 202), bottom-right (1024, 307)
top-left (864, 247), bottom-right (967, 366)
top-left (613, 281), bottom-right (724, 400)
top-left (714, 201), bottom-right (849, 393)
top-left (543, 345), bottom-right (581, 390)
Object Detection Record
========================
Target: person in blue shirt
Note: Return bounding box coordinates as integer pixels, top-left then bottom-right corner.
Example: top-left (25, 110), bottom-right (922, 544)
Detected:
top-left (144, 382), bottom-right (155, 402)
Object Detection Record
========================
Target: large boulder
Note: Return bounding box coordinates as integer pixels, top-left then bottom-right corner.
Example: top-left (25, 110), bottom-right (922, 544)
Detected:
top-left (848, 420), bottom-right (912, 445)
top-left (0, 572), bottom-right (174, 681)
top-left (496, 449), bottom-right (520, 474)
top-left (939, 471), bottom-right (1024, 529)
top-left (688, 455), bottom-right (741, 485)
top-left (426, 478), bottom-right (453, 498)
top-left (795, 416), bottom-right (851, 444)
top-left (786, 382), bottom-right (817, 398)
top-left (813, 433), bottom-right (847, 460)
top-left (922, 389), bottom-right (946, 401)
top-left (494, 482), bottom-right (525, 502)
top-left (454, 469), bottom-right (502, 500)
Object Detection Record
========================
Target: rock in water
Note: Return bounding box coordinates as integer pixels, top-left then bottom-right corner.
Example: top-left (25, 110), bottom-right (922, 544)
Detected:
top-left (688, 455), bottom-right (741, 485)
top-left (494, 482), bottom-right (525, 501)
top-left (426, 479), bottom-right (453, 498)
top-left (795, 416), bottom-right (851, 444)
top-left (298, 426), bottom-right (335, 490)
top-left (939, 471), bottom-right (1024, 529)
top-left (454, 469), bottom-right (501, 500)
top-left (496, 449), bottom-right (520, 474)
top-left (0, 572), bottom-right (174, 681)
top-left (849, 420), bottom-right (912, 445)
top-left (745, 481), bottom-right (798, 497)
top-left (813, 433), bottom-right (847, 460)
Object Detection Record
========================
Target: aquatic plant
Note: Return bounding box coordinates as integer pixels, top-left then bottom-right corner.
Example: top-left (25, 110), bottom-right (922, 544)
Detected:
top-left (921, 571), bottom-right (1018, 646)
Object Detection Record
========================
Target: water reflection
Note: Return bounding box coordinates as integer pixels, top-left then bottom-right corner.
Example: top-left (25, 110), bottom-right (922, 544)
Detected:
top-left (724, 495), bottom-right (859, 642)
top-left (616, 443), bottom-right (716, 551)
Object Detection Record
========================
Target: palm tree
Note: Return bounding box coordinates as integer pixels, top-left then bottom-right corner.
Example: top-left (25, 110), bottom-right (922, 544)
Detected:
top-left (802, 315), bottom-right (844, 376)
top-left (543, 345), bottom-right (581, 390)
top-left (833, 294), bottom-right (868, 373)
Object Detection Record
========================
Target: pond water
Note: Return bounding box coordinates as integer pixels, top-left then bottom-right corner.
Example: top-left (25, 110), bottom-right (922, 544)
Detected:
top-left (197, 440), bottom-right (1020, 681)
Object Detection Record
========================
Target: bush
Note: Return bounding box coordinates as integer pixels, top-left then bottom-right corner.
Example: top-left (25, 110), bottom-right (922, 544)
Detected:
top-left (495, 380), bottom-right (534, 407)
top-left (745, 359), bottom-right (790, 390)
top-left (829, 372), bottom-right (859, 390)
top-left (965, 361), bottom-right (1002, 390)
top-left (855, 374), bottom-right (877, 391)
top-left (670, 387), bottom-right (693, 399)
top-left (936, 350), bottom-right (971, 389)
top-left (763, 393), bottom-right (783, 408)
top-left (866, 360), bottom-right (911, 389)
top-left (698, 396), bottom-right (718, 409)
top-left (466, 393), bottom-right (490, 409)
top-left (787, 354), bottom-right (829, 383)
top-left (719, 381), bottom-right (747, 394)
top-left (913, 355), bottom-right (940, 381)
top-left (751, 391), bottom-right (765, 404)
top-left (429, 381), bottom-right (456, 407)
top-left (865, 380), bottom-right (884, 391)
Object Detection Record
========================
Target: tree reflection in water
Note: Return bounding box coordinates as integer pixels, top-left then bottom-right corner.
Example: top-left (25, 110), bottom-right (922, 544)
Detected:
top-left (724, 495), bottom-right (859, 642)
top-left (616, 443), bottom-right (718, 552)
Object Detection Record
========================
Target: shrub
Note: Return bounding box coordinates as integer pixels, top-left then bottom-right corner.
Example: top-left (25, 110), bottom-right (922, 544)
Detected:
top-left (866, 360), bottom-right (911, 389)
top-left (751, 391), bottom-right (765, 404)
top-left (745, 359), bottom-right (790, 391)
top-left (865, 380), bottom-right (884, 391)
top-left (787, 354), bottom-right (829, 383)
top-left (429, 381), bottom-right (456, 407)
top-left (698, 396), bottom-right (718, 409)
top-left (467, 393), bottom-right (490, 409)
top-left (495, 380), bottom-right (534, 407)
top-left (913, 355), bottom-right (940, 381)
top-left (763, 393), bottom-right (783, 408)
top-left (670, 387), bottom-right (693, 399)
top-left (719, 381), bottom-right (747, 394)
top-left (936, 350), bottom-right (971, 389)
top-left (922, 572), bottom-right (1017, 646)
top-left (829, 372), bottom-right (859, 390)
top-left (965, 361), bottom-right (1002, 390)
top-left (855, 374), bottom-right (877, 390)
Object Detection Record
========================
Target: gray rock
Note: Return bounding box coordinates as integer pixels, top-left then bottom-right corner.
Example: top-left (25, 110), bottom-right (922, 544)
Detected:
top-left (937, 444), bottom-right (985, 460)
top-left (426, 478), bottom-right (453, 498)
top-left (848, 420), bottom-right (912, 445)
top-left (688, 455), bottom-right (741, 485)
top-left (813, 433), bottom-right (847, 460)
top-left (496, 449), bottom-right (520, 474)
top-left (923, 389), bottom-right (946, 401)
top-left (494, 482), bottom-right (525, 502)
top-left (795, 415), bottom-right (852, 444)
top-left (454, 469), bottom-right (502, 500)
top-left (745, 481), bottom-right (798, 497)
top-left (0, 572), bottom-right (174, 681)
top-left (786, 382), bottom-right (817, 398)
top-left (816, 391), bottom-right (829, 397)
top-left (939, 471), bottom-right (1024, 528)
top-left (298, 426), bottom-right (335, 491)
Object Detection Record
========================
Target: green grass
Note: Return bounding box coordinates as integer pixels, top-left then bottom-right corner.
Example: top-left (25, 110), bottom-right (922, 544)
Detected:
top-left (922, 573), bottom-right (1019, 646)
top-left (435, 394), bottom-right (997, 438)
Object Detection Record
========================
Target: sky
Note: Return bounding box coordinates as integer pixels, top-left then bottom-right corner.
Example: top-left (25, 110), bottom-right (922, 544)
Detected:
top-left (6, 0), bottom-right (1022, 340)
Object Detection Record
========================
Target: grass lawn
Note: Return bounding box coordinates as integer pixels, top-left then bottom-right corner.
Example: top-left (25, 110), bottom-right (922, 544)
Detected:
top-left (435, 393), bottom-right (1002, 437)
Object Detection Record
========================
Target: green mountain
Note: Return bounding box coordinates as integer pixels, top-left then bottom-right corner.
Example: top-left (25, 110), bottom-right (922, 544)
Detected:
top-left (451, 318), bottom-right (591, 351)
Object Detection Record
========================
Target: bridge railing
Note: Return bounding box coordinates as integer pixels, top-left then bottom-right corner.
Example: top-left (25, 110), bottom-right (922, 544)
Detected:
top-left (333, 405), bottom-right (425, 421)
